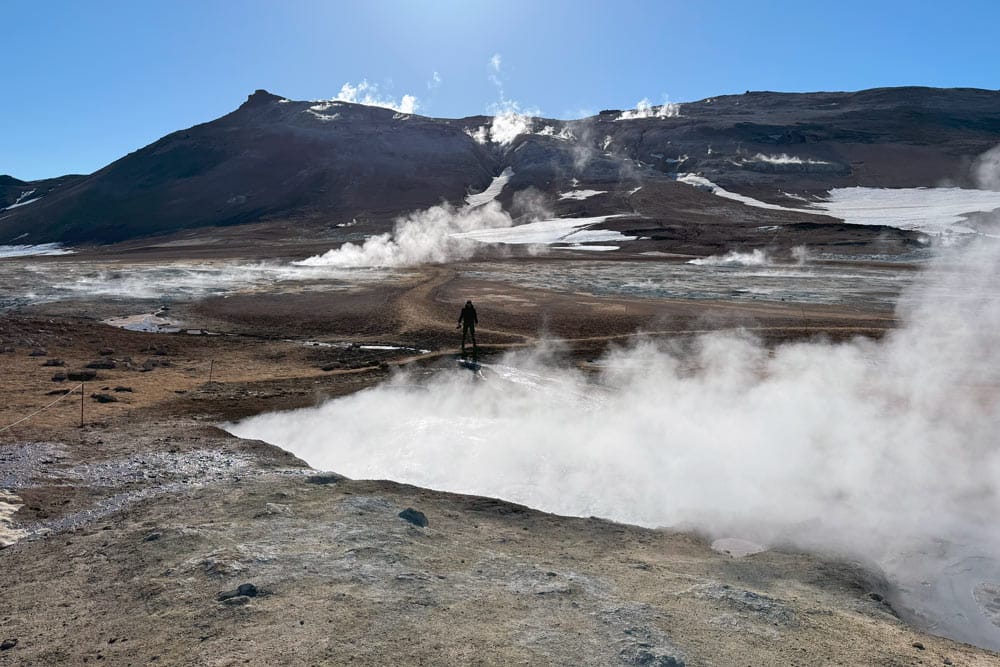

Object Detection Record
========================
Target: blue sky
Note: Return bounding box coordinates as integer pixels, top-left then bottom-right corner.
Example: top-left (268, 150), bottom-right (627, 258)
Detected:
top-left (3, 0), bottom-right (998, 180)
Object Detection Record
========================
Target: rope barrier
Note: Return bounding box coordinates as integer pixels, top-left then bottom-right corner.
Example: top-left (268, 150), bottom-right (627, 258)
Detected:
top-left (0, 383), bottom-right (84, 434)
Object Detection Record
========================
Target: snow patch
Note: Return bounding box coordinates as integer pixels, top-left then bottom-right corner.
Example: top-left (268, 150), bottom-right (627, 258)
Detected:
top-left (466, 168), bottom-right (514, 207)
top-left (451, 215), bottom-right (633, 246)
top-left (0, 243), bottom-right (74, 258)
top-left (2, 190), bottom-right (42, 210)
top-left (814, 187), bottom-right (1000, 236)
top-left (676, 173), bottom-right (815, 213)
top-left (537, 125), bottom-right (575, 141)
top-left (559, 190), bottom-right (606, 201)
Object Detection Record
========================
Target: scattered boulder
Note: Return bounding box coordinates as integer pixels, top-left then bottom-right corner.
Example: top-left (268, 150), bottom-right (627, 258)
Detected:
top-left (98, 348), bottom-right (114, 356)
top-left (912, 642), bottom-right (925, 651)
top-left (113, 386), bottom-right (134, 393)
top-left (306, 473), bottom-right (346, 485)
top-left (28, 348), bottom-right (47, 357)
top-left (0, 638), bottom-right (16, 651)
top-left (86, 359), bottom-right (117, 370)
top-left (46, 389), bottom-right (72, 396)
top-left (91, 393), bottom-right (119, 403)
top-left (51, 373), bottom-right (67, 382)
top-left (42, 358), bottom-right (65, 367)
top-left (67, 369), bottom-right (97, 381)
top-left (141, 358), bottom-right (171, 372)
top-left (218, 583), bottom-right (259, 602)
top-left (221, 596), bottom-right (250, 606)
top-left (143, 532), bottom-right (162, 542)
top-left (398, 507), bottom-right (428, 528)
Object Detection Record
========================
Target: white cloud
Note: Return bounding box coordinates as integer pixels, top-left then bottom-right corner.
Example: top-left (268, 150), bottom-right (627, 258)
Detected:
top-left (489, 53), bottom-right (502, 72)
top-left (427, 71), bottom-right (442, 90)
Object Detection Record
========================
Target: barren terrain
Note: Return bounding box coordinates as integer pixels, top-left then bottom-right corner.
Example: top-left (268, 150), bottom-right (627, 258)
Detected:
top-left (2, 246), bottom-right (997, 666)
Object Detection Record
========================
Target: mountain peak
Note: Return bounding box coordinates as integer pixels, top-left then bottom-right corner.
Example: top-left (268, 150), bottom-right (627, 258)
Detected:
top-left (242, 89), bottom-right (285, 107)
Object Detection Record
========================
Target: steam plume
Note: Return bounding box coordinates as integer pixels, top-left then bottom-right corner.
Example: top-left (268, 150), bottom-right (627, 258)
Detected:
top-left (233, 238), bottom-right (1000, 650)
top-left (295, 201), bottom-right (512, 268)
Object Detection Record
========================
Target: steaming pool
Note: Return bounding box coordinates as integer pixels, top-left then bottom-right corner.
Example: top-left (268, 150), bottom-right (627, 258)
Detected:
top-left (224, 242), bottom-right (1000, 652)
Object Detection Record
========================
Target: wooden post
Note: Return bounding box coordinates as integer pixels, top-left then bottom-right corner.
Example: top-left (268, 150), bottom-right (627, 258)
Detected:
top-left (209, 359), bottom-right (214, 384)
top-left (79, 382), bottom-right (84, 428)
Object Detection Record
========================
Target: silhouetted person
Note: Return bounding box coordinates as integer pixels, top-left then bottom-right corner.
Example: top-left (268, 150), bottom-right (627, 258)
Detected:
top-left (458, 300), bottom-right (478, 355)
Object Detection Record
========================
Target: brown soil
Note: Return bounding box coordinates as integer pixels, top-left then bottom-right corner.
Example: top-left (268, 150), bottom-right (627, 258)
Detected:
top-left (0, 256), bottom-right (994, 666)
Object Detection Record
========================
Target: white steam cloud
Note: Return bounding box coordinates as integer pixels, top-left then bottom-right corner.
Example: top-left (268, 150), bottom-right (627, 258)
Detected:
top-left (464, 52), bottom-right (537, 146)
top-left (747, 153), bottom-right (832, 166)
top-left (973, 144), bottom-right (1000, 190)
top-left (687, 249), bottom-right (770, 267)
top-left (465, 106), bottom-right (536, 146)
top-left (294, 201), bottom-right (511, 268)
top-left (233, 239), bottom-right (1000, 650)
top-left (328, 79), bottom-right (418, 114)
top-left (617, 98), bottom-right (681, 121)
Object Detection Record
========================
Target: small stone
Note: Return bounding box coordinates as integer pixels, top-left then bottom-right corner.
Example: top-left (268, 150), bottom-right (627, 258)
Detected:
top-left (398, 507), bottom-right (428, 528)
top-left (912, 642), bottom-right (925, 650)
top-left (86, 359), bottom-right (116, 370)
top-left (0, 638), bottom-right (16, 650)
top-left (91, 393), bottom-right (119, 403)
top-left (67, 369), bottom-right (97, 381)
top-left (29, 348), bottom-right (47, 357)
top-left (221, 595), bottom-right (250, 606)
top-left (113, 386), bottom-right (134, 393)
top-left (51, 373), bottom-right (67, 382)
top-left (236, 583), bottom-right (258, 597)
top-left (143, 532), bottom-right (162, 542)
top-left (306, 474), bottom-right (345, 485)
top-left (42, 358), bottom-right (65, 367)
top-left (98, 348), bottom-right (114, 356)
top-left (217, 583), bottom-right (258, 602)
top-left (46, 389), bottom-right (72, 396)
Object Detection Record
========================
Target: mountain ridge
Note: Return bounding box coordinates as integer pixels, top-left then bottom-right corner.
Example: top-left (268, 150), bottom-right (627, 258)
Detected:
top-left (2, 85), bottom-right (999, 246)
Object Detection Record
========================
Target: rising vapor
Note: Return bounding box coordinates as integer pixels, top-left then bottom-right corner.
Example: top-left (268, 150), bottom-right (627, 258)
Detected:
top-left (232, 237), bottom-right (1000, 650)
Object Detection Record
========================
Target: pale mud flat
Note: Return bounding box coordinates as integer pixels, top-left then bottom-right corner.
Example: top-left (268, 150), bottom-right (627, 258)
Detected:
top-left (0, 251), bottom-right (998, 665)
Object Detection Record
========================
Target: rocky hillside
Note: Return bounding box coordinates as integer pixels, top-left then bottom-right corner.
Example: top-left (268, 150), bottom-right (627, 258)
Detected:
top-left (2, 86), bottom-right (999, 245)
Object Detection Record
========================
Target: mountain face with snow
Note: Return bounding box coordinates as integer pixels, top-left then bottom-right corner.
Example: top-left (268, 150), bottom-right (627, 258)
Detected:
top-left (2, 86), bottom-right (999, 246)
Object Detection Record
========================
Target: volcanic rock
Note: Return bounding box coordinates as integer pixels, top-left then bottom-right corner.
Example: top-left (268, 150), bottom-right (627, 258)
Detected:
top-left (398, 507), bottom-right (429, 527)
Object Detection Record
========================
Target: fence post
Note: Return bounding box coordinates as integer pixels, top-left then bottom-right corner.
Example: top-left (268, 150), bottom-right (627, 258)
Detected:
top-left (80, 382), bottom-right (84, 428)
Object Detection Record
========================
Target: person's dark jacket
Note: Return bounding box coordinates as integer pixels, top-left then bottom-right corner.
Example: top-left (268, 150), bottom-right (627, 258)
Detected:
top-left (459, 303), bottom-right (477, 327)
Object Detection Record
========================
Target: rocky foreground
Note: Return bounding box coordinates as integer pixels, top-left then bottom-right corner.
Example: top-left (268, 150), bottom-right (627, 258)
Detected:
top-left (0, 262), bottom-right (997, 665)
